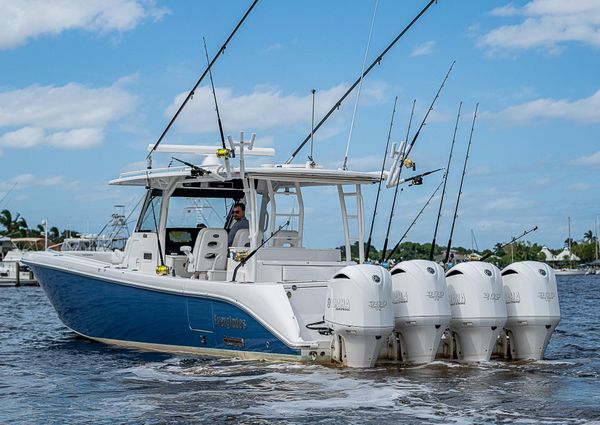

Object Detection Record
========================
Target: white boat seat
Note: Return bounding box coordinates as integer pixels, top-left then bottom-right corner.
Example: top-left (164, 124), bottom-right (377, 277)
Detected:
top-left (271, 230), bottom-right (299, 248)
top-left (231, 228), bottom-right (250, 247)
top-left (181, 227), bottom-right (228, 275)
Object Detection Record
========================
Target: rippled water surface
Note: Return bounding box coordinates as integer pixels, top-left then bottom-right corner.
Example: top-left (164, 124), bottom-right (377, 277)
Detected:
top-left (1, 275), bottom-right (599, 424)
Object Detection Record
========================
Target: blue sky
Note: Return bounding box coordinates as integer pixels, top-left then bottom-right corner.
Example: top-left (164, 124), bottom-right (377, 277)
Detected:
top-left (0, 0), bottom-right (598, 250)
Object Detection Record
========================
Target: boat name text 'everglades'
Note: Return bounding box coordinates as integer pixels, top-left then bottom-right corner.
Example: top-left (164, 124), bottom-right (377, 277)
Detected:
top-left (214, 315), bottom-right (247, 330)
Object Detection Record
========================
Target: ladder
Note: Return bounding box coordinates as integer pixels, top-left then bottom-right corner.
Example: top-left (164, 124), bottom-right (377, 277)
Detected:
top-left (337, 184), bottom-right (364, 263)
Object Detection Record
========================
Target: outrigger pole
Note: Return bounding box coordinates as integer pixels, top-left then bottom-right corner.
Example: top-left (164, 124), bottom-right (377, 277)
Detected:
top-left (429, 101), bottom-right (462, 260)
top-left (443, 103), bottom-right (479, 265)
top-left (480, 226), bottom-right (539, 261)
top-left (285, 0), bottom-right (439, 165)
top-left (147, 0), bottom-right (259, 161)
top-left (385, 179), bottom-right (444, 262)
top-left (365, 96), bottom-right (398, 260)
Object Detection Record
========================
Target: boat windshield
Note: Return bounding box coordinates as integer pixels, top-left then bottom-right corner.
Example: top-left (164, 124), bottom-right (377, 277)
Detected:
top-left (167, 196), bottom-right (232, 229)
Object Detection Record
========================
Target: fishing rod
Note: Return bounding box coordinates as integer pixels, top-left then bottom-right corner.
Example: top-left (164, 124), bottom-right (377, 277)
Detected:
top-left (480, 226), bottom-right (538, 261)
top-left (399, 167), bottom-right (443, 186)
top-left (203, 37), bottom-right (228, 153)
top-left (429, 101), bottom-right (462, 260)
top-left (385, 179), bottom-right (444, 262)
top-left (147, 0), bottom-right (259, 161)
top-left (232, 221), bottom-right (289, 281)
top-left (285, 0), bottom-right (438, 165)
top-left (443, 103), bottom-right (479, 264)
top-left (365, 96), bottom-right (398, 260)
top-left (380, 99), bottom-right (415, 262)
top-left (171, 157), bottom-right (212, 177)
top-left (379, 62), bottom-right (454, 262)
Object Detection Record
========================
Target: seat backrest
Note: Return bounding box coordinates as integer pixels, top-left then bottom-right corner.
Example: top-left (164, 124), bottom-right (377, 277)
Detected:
top-left (231, 228), bottom-right (250, 247)
top-left (271, 230), bottom-right (299, 248)
top-left (191, 228), bottom-right (228, 272)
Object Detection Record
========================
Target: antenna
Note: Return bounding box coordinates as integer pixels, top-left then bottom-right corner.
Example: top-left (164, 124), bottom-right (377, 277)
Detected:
top-left (342, 0), bottom-right (379, 170)
top-left (309, 89), bottom-right (316, 165)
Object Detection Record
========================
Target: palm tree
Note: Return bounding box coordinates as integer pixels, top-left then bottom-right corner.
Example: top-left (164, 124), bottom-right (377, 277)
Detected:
top-left (0, 209), bottom-right (28, 237)
top-left (584, 230), bottom-right (595, 243)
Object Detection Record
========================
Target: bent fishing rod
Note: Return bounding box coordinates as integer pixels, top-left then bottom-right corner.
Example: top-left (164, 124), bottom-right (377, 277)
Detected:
top-left (285, 0), bottom-right (439, 164)
top-left (443, 103), bottom-right (479, 264)
top-left (385, 179), bottom-right (444, 262)
top-left (365, 96), bottom-right (398, 260)
top-left (429, 101), bottom-right (462, 260)
top-left (480, 226), bottom-right (538, 261)
top-left (147, 0), bottom-right (259, 161)
top-left (232, 221), bottom-right (289, 281)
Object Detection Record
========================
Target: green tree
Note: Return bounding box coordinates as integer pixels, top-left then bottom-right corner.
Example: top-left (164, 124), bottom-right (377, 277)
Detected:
top-left (0, 209), bottom-right (28, 237)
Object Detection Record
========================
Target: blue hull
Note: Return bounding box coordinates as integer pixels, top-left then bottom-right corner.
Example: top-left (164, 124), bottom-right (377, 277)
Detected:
top-left (32, 265), bottom-right (300, 357)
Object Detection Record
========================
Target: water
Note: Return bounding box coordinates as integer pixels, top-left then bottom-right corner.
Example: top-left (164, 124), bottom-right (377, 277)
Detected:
top-left (1, 275), bottom-right (599, 424)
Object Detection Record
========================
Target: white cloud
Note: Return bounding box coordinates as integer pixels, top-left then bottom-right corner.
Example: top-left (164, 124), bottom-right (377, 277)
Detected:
top-left (0, 127), bottom-right (45, 148)
top-left (491, 89), bottom-right (600, 124)
top-left (46, 128), bottom-right (103, 149)
top-left (0, 0), bottom-right (169, 50)
top-left (166, 83), bottom-right (385, 135)
top-left (40, 176), bottom-right (64, 186)
top-left (410, 41), bottom-right (436, 57)
top-left (0, 81), bottom-right (136, 149)
top-left (479, 0), bottom-right (600, 53)
top-left (569, 182), bottom-right (592, 191)
top-left (573, 151), bottom-right (600, 166)
top-left (482, 197), bottom-right (535, 211)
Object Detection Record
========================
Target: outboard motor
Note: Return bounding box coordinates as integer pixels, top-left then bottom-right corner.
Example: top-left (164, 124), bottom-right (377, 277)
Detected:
top-left (501, 261), bottom-right (561, 360)
top-left (445, 262), bottom-right (507, 362)
top-left (389, 260), bottom-right (451, 364)
top-left (325, 265), bottom-right (394, 368)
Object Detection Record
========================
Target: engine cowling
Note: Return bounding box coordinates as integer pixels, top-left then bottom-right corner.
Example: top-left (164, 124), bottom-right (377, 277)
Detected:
top-left (325, 264), bottom-right (394, 368)
top-left (389, 260), bottom-right (451, 363)
top-left (501, 261), bottom-right (561, 360)
top-left (445, 262), bottom-right (507, 362)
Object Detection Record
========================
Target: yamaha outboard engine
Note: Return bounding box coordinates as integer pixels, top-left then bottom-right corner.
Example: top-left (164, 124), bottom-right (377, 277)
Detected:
top-left (325, 265), bottom-right (394, 368)
top-left (500, 261), bottom-right (561, 360)
top-left (389, 260), bottom-right (451, 364)
top-left (445, 262), bottom-right (507, 362)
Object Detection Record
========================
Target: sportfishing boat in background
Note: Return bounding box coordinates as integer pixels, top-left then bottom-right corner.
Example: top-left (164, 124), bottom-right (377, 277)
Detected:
top-left (58, 205), bottom-right (131, 264)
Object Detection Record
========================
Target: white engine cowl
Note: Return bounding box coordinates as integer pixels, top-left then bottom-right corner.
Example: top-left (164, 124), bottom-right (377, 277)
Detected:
top-left (389, 260), bottom-right (451, 364)
top-left (501, 261), bottom-right (561, 360)
top-left (325, 264), bottom-right (394, 368)
top-left (446, 262), bottom-right (507, 362)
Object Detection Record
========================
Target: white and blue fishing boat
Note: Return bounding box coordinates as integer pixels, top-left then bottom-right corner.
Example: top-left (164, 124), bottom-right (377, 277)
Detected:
top-left (25, 137), bottom-right (401, 367)
top-left (24, 1), bottom-right (561, 367)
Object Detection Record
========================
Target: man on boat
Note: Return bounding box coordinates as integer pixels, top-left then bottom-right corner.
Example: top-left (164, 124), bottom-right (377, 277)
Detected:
top-left (228, 203), bottom-right (249, 246)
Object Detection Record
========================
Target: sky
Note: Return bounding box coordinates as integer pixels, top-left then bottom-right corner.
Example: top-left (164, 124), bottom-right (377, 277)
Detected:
top-left (0, 0), bottom-right (599, 251)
